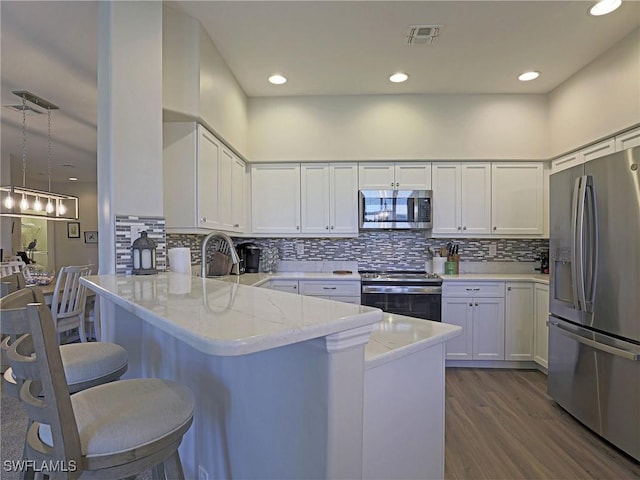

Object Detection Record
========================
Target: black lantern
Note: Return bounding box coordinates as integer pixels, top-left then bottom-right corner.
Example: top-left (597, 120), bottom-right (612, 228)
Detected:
top-left (132, 231), bottom-right (157, 275)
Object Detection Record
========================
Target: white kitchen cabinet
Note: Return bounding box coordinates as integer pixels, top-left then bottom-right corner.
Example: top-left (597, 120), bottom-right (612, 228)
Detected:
top-left (251, 164), bottom-right (301, 234)
top-left (358, 162), bottom-right (431, 190)
top-left (266, 279), bottom-right (299, 294)
top-left (164, 123), bottom-right (232, 232)
top-left (534, 283), bottom-right (549, 369)
top-left (301, 163), bottom-right (358, 234)
top-left (218, 147), bottom-right (246, 233)
top-left (504, 282), bottom-right (535, 361)
top-left (299, 279), bottom-right (361, 304)
top-left (491, 163), bottom-right (544, 236)
top-left (552, 138), bottom-right (616, 173)
top-left (432, 163), bottom-right (491, 236)
top-left (442, 282), bottom-right (505, 361)
top-left (615, 126), bottom-right (640, 151)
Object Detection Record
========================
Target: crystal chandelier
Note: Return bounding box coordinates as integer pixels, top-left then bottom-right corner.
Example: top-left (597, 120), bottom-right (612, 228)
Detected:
top-left (1, 91), bottom-right (79, 221)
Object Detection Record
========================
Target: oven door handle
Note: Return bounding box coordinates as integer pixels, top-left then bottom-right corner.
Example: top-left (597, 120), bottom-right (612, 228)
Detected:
top-left (361, 285), bottom-right (442, 295)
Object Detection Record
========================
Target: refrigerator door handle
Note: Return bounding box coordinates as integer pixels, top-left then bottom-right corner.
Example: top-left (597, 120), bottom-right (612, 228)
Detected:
top-left (571, 176), bottom-right (586, 311)
top-left (585, 177), bottom-right (598, 312)
top-left (549, 321), bottom-right (640, 361)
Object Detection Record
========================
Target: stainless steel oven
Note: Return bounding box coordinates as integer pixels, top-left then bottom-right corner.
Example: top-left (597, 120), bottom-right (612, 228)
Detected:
top-left (360, 271), bottom-right (442, 321)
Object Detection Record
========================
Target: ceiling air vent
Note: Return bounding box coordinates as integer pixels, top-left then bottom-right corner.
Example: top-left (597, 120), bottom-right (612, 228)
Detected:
top-left (404, 25), bottom-right (442, 45)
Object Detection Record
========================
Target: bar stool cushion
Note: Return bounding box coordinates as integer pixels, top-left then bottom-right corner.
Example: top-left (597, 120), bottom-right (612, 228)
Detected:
top-left (38, 378), bottom-right (194, 457)
top-left (3, 343), bottom-right (127, 392)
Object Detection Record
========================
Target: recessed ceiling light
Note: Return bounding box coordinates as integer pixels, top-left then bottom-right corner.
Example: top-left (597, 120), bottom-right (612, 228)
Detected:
top-left (518, 71), bottom-right (540, 82)
top-left (389, 72), bottom-right (409, 83)
top-left (589, 0), bottom-right (622, 16)
top-left (68, 177), bottom-right (78, 181)
top-left (268, 74), bottom-right (287, 85)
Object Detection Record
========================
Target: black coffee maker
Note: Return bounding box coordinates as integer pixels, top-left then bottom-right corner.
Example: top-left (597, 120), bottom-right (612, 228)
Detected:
top-left (237, 243), bottom-right (261, 273)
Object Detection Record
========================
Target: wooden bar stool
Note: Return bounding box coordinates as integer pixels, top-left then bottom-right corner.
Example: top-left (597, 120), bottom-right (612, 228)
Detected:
top-left (6, 301), bottom-right (195, 480)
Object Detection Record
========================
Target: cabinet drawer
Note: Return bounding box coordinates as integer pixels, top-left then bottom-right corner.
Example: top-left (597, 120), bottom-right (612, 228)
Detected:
top-left (298, 280), bottom-right (360, 297)
top-left (268, 280), bottom-right (299, 293)
top-left (443, 282), bottom-right (505, 298)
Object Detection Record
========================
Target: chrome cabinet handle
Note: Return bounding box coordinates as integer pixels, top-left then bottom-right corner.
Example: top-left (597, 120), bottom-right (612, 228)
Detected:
top-left (507, 287), bottom-right (511, 291)
top-left (200, 217), bottom-right (207, 223)
top-left (322, 287), bottom-right (337, 290)
top-left (330, 226), bottom-right (334, 230)
top-left (463, 226), bottom-right (467, 230)
top-left (296, 226), bottom-right (300, 230)
top-left (475, 302), bottom-right (479, 306)
top-left (233, 224), bottom-right (239, 227)
top-left (325, 226), bottom-right (329, 230)
top-left (458, 226), bottom-right (462, 230)
top-left (493, 226), bottom-right (497, 231)
top-left (469, 303), bottom-right (473, 307)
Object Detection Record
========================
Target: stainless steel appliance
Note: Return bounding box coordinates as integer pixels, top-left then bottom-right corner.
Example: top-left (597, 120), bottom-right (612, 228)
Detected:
top-left (360, 271), bottom-right (442, 321)
top-left (548, 146), bottom-right (640, 460)
top-left (359, 190), bottom-right (432, 230)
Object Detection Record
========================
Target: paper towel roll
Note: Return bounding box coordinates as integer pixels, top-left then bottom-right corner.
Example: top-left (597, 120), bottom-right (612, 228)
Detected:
top-left (168, 247), bottom-right (192, 275)
top-left (432, 257), bottom-right (446, 274)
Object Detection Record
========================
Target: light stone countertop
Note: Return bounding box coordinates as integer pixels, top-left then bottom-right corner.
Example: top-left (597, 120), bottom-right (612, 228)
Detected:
top-left (441, 273), bottom-right (549, 285)
top-left (218, 271), bottom-right (361, 287)
top-left (365, 314), bottom-right (461, 369)
top-left (81, 273), bottom-right (381, 357)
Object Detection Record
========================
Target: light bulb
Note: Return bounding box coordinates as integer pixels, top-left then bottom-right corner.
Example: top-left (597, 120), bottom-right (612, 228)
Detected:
top-left (4, 195), bottom-right (15, 209)
top-left (33, 197), bottom-right (43, 211)
top-left (57, 202), bottom-right (67, 215)
top-left (20, 196), bottom-right (29, 211)
top-left (46, 200), bottom-right (54, 213)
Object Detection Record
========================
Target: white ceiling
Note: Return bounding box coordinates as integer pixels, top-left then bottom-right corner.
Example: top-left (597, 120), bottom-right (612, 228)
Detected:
top-left (2, 1), bottom-right (639, 183)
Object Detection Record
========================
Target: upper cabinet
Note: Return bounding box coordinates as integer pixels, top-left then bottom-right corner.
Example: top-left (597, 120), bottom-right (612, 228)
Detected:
top-left (163, 122), bottom-right (245, 233)
top-left (432, 163), bottom-right (491, 236)
top-left (358, 162), bottom-right (431, 190)
top-left (251, 163), bottom-right (359, 236)
top-left (552, 127), bottom-right (640, 174)
top-left (251, 164), bottom-right (301, 234)
top-left (301, 163), bottom-right (358, 235)
top-left (491, 163), bottom-right (544, 236)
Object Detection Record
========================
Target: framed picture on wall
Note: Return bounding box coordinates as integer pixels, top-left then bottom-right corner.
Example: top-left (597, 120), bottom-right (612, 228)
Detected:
top-left (67, 222), bottom-right (80, 239)
top-left (84, 231), bottom-right (98, 244)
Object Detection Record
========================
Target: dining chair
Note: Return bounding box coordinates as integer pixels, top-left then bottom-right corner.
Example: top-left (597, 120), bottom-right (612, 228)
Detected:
top-left (1, 271), bottom-right (26, 297)
top-left (0, 260), bottom-right (25, 277)
top-left (6, 301), bottom-right (195, 480)
top-left (51, 264), bottom-right (93, 343)
top-left (0, 288), bottom-right (128, 397)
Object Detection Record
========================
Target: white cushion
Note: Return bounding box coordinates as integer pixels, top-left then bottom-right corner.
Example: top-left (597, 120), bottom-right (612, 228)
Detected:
top-left (39, 378), bottom-right (194, 457)
top-left (58, 343), bottom-right (127, 385)
top-left (4, 343), bottom-right (127, 388)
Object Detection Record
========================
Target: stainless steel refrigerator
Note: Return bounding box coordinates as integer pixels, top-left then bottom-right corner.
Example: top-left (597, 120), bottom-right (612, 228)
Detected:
top-left (548, 146), bottom-right (640, 460)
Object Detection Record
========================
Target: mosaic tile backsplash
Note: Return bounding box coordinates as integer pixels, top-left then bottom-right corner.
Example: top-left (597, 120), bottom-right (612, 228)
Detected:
top-left (115, 215), bottom-right (166, 275)
top-left (167, 231), bottom-right (549, 272)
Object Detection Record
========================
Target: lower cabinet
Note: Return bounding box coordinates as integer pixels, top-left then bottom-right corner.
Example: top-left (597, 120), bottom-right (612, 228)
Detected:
top-left (442, 282), bottom-right (505, 360)
top-left (505, 282), bottom-right (534, 361)
top-left (263, 279), bottom-right (361, 304)
top-left (534, 284), bottom-right (549, 369)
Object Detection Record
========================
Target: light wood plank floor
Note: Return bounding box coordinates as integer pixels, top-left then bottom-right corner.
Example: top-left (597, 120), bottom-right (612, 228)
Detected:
top-left (445, 368), bottom-right (640, 480)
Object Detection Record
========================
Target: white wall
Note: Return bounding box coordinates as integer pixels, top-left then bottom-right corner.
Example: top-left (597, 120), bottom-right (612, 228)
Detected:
top-left (248, 94), bottom-right (549, 161)
top-left (51, 181), bottom-right (98, 271)
top-left (163, 6), bottom-right (249, 158)
top-left (548, 27), bottom-right (640, 157)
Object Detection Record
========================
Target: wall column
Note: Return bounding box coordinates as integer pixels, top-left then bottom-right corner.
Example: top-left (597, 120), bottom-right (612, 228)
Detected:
top-left (97, 1), bottom-right (163, 274)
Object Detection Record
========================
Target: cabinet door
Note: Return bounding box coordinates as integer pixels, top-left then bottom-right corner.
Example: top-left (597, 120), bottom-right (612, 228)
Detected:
top-left (301, 164), bottom-right (330, 234)
top-left (552, 152), bottom-right (581, 173)
top-left (582, 139), bottom-right (615, 163)
top-left (615, 127), bottom-right (640, 151)
top-left (461, 163), bottom-right (491, 235)
top-left (432, 163), bottom-right (461, 235)
top-left (358, 163), bottom-right (395, 189)
top-left (231, 156), bottom-right (246, 232)
top-left (491, 163), bottom-right (543, 235)
top-left (251, 164), bottom-right (301, 234)
top-left (472, 297), bottom-right (505, 360)
top-left (534, 284), bottom-right (549, 369)
top-left (394, 163), bottom-right (431, 190)
top-left (268, 280), bottom-right (299, 294)
top-left (442, 297), bottom-right (473, 359)
top-left (197, 125), bottom-right (221, 229)
top-left (218, 147), bottom-right (234, 230)
top-left (329, 163), bottom-right (359, 234)
top-left (504, 283), bottom-right (534, 361)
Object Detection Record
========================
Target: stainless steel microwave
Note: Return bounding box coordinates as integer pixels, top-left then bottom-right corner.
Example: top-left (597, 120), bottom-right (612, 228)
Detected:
top-left (359, 190), bottom-right (432, 230)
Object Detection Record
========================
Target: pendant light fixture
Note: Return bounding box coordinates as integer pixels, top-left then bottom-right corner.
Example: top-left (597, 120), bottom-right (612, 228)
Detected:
top-left (1, 90), bottom-right (79, 221)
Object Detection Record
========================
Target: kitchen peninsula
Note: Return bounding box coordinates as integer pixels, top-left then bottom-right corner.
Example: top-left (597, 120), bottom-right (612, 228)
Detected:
top-left (81, 273), bottom-right (460, 479)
